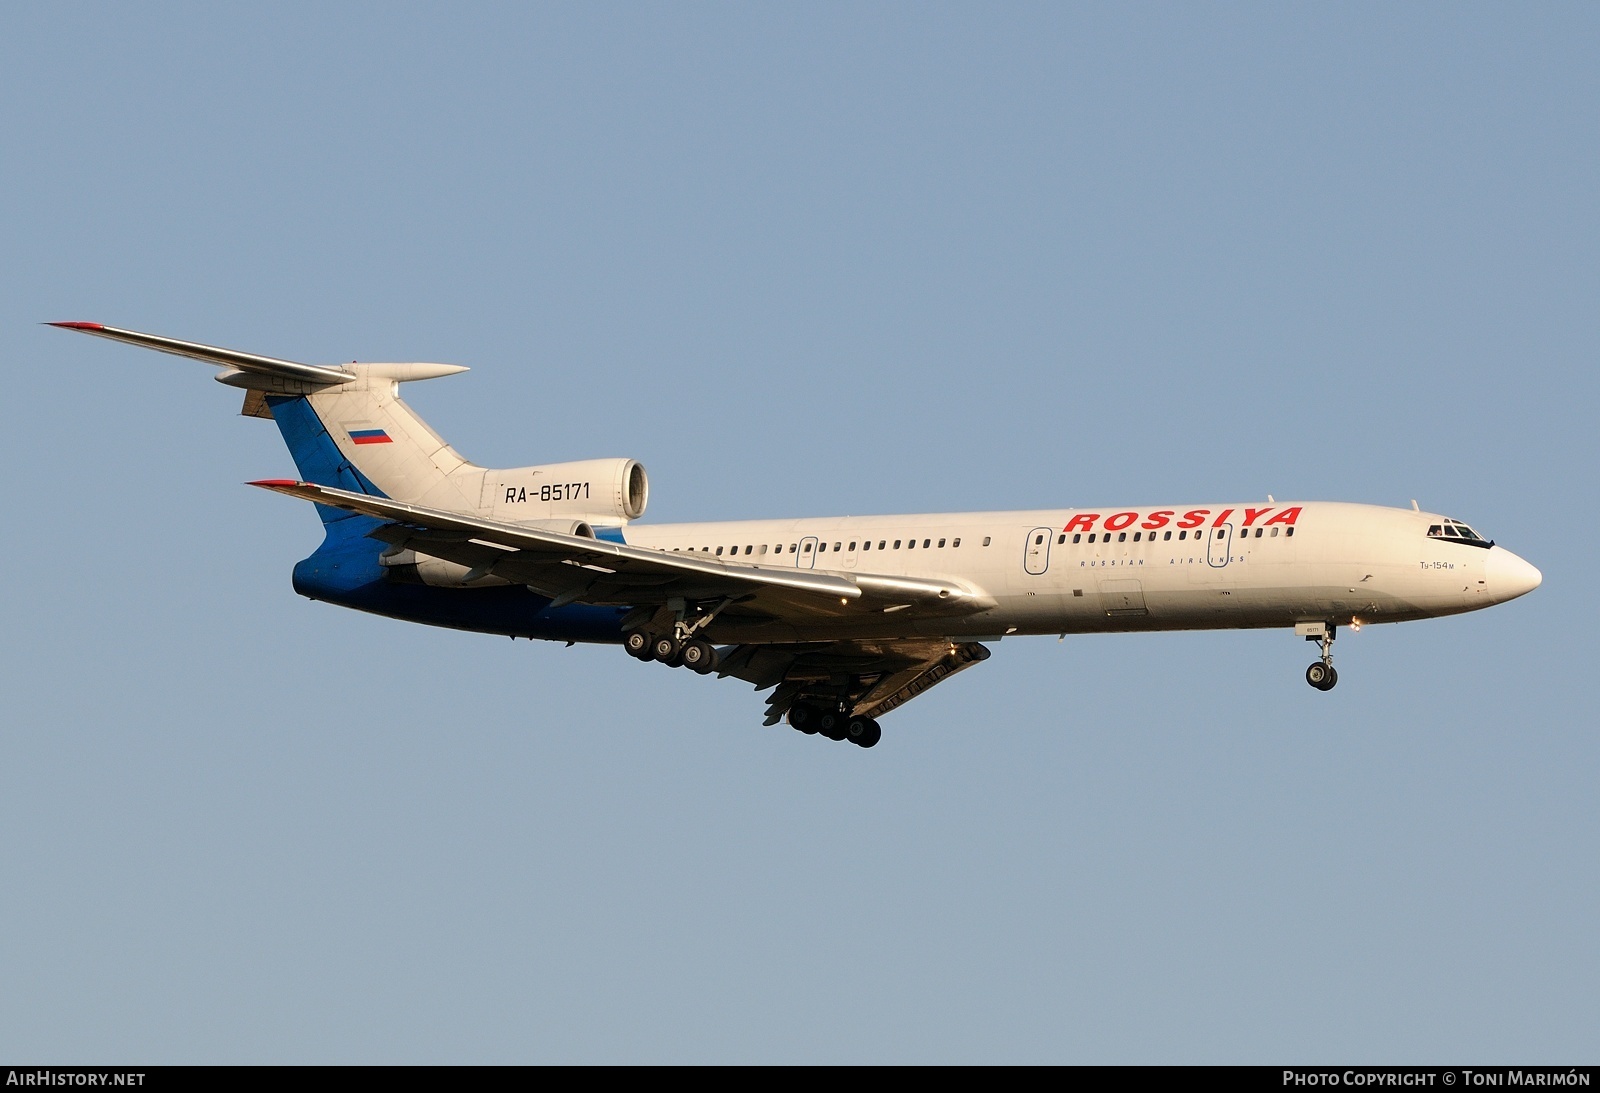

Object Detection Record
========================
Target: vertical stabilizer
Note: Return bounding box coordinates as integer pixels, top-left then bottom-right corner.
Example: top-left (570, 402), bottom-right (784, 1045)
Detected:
top-left (292, 364), bottom-right (484, 513)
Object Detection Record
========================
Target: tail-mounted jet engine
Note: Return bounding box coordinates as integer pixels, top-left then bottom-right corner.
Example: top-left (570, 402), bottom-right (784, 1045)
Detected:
top-left (482, 458), bottom-right (647, 524)
top-left (384, 458), bottom-right (648, 588)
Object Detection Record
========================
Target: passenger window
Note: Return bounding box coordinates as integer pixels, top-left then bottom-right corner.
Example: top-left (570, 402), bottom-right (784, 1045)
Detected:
top-left (938, 539), bottom-right (946, 548)
top-left (759, 544), bottom-right (767, 554)
top-left (1072, 533), bottom-right (1081, 544)
top-left (908, 539), bottom-right (916, 549)
top-left (804, 542), bottom-right (812, 552)
top-left (952, 538), bottom-right (961, 547)
top-left (1118, 532), bottom-right (1127, 542)
top-left (1163, 530), bottom-right (1172, 541)
top-left (923, 539), bottom-right (931, 548)
top-left (1255, 528), bottom-right (1263, 538)
top-left (849, 542), bottom-right (856, 551)
top-left (1286, 528), bottom-right (1294, 537)
top-left (982, 536), bottom-right (991, 546)
top-left (1133, 532), bottom-right (1141, 542)
top-left (894, 540), bottom-right (902, 549)
top-left (1178, 530), bottom-right (1186, 540)
top-left (879, 541), bottom-right (887, 550)
top-left (834, 543), bottom-right (842, 552)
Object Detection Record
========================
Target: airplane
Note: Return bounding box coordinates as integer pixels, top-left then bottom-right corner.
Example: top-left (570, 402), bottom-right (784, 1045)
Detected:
top-left (51, 321), bottom-right (1542, 748)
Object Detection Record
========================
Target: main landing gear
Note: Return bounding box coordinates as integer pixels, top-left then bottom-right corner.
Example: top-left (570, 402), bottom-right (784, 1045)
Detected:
top-left (622, 596), bottom-right (733, 676)
top-left (623, 597), bottom-right (884, 748)
top-left (624, 627), bottom-right (720, 675)
top-left (1302, 623), bottom-right (1338, 691)
top-left (786, 702), bottom-right (882, 748)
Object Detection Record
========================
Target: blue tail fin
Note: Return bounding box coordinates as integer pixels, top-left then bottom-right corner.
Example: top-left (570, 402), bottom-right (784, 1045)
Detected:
top-left (265, 395), bottom-right (387, 530)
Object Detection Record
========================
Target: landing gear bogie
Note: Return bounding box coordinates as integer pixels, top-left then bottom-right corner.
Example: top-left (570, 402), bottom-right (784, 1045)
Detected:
top-left (787, 702), bottom-right (880, 747)
top-left (651, 634), bottom-right (685, 667)
top-left (787, 702), bottom-right (822, 734)
top-left (816, 708), bottom-right (847, 741)
top-left (680, 639), bottom-right (719, 675)
top-left (846, 716), bottom-right (882, 748)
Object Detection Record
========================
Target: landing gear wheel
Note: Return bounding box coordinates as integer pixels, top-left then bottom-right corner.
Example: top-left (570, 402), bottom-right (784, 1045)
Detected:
top-left (624, 630), bottom-right (653, 661)
top-left (680, 640), bottom-right (719, 675)
top-left (846, 716), bottom-right (882, 748)
top-left (1306, 662), bottom-right (1337, 690)
top-left (787, 702), bottom-right (821, 734)
top-left (652, 635), bottom-right (684, 667)
top-left (1302, 624), bottom-right (1339, 690)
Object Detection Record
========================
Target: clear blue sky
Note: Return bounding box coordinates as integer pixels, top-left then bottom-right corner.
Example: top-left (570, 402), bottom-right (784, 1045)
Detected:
top-left (3, 3), bottom-right (1595, 1063)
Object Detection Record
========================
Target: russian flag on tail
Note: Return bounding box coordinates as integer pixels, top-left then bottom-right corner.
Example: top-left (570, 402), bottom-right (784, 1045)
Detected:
top-left (349, 428), bottom-right (393, 445)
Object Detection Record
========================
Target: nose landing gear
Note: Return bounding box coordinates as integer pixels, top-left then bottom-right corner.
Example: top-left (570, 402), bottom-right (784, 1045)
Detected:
top-left (1301, 622), bottom-right (1338, 691)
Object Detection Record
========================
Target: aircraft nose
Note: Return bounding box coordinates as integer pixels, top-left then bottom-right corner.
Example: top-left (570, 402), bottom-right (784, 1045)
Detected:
top-left (1486, 546), bottom-right (1542, 602)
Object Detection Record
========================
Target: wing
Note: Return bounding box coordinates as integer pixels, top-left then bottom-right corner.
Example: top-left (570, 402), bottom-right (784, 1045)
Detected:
top-left (250, 480), bottom-right (996, 629)
top-left (716, 638), bottom-right (993, 724)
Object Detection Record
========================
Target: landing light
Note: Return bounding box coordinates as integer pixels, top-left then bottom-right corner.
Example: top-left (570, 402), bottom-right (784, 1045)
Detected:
top-left (1351, 619), bottom-right (1363, 632)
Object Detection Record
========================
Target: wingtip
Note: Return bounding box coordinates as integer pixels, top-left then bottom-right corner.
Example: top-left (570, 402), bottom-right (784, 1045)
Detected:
top-left (248, 479), bottom-right (305, 489)
top-left (46, 321), bottom-right (105, 330)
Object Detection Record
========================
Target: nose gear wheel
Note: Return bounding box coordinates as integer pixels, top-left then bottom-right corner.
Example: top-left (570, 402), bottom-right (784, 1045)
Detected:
top-left (1304, 624), bottom-right (1338, 690)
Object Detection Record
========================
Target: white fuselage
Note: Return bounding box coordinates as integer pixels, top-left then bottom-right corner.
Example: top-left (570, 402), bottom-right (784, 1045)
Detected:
top-left (620, 501), bottom-right (1540, 644)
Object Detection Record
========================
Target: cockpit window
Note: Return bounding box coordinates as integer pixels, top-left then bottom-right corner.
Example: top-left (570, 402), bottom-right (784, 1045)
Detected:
top-left (1427, 519), bottom-right (1492, 548)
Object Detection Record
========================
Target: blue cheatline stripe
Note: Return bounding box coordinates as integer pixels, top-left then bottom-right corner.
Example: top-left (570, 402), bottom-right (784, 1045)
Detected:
top-left (265, 395), bottom-right (388, 530)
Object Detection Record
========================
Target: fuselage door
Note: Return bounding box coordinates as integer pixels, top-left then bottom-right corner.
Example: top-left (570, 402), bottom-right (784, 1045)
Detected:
top-left (1207, 523), bottom-right (1233, 568)
top-left (1098, 578), bottom-right (1149, 616)
top-left (840, 538), bottom-right (860, 569)
top-left (1024, 527), bottom-right (1052, 575)
top-left (798, 535), bottom-right (819, 570)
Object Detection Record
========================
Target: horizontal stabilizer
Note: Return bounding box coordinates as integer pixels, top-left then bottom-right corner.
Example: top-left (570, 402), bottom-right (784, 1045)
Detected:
top-left (48, 322), bottom-right (355, 387)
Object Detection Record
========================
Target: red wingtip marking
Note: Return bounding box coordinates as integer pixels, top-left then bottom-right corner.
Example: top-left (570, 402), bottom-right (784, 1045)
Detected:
top-left (47, 321), bottom-right (105, 330)
top-left (248, 479), bottom-right (305, 488)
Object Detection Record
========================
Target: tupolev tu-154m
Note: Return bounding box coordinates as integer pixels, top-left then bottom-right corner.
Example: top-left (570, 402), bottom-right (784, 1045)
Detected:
top-left (53, 322), bottom-right (1542, 748)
